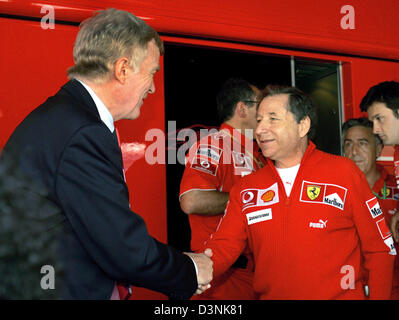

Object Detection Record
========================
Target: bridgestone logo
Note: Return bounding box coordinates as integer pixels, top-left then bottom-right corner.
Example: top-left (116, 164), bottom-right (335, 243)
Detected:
top-left (246, 208), bottom-right (272, 225)
top-left (248, 213), bottom-right (268, 221)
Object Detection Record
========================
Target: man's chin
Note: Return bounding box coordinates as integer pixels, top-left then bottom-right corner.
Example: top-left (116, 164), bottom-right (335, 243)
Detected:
top-left (128, 109), bottom-right (141, 120)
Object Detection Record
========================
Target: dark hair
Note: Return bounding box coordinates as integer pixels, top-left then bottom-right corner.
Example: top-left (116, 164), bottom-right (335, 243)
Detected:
top-left (263, 85), bottom-right (318, 139)
top-left (342, 117), bottom-right (382, 145)
top-left (216, 78), bottom-right (259, 122)
top-left (359, 81), bottom-right (399, 119)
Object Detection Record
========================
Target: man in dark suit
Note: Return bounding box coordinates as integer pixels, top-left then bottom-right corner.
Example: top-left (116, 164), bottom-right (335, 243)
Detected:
top-left (0, 8), bottom-right (212, 300)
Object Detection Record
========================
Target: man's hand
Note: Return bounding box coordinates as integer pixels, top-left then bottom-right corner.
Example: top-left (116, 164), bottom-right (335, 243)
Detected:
top-left (185, 249), bottom-right (213, 294)
top-left (390, 209), bottom-right (399, 242)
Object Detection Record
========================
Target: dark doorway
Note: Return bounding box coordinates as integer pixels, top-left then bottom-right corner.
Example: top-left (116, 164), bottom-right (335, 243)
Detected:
top-left (163, 43), bottom-right (291, 251)
top-left (294, 59), bottom-right (342, 156)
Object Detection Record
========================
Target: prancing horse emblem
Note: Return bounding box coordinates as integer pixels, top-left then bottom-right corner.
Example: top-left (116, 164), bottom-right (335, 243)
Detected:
top-left (307, 185), bottom-right (321, 200)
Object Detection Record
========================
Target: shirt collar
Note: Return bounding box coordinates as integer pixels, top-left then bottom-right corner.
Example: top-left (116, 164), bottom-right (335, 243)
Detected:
top-left (373, 164), bottom-right (388, 192)
top-left (77, 79), bottom-right (115, 133)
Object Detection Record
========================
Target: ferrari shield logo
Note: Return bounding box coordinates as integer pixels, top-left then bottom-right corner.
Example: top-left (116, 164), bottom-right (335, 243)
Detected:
top-left (307, 185), bottom-right (321, 200)
top-left (381, 187), bottom-right (390, 198)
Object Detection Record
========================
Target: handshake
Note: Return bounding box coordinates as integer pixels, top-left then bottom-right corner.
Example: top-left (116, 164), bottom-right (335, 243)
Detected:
top-left (185, 248), bottom-right (213, 295)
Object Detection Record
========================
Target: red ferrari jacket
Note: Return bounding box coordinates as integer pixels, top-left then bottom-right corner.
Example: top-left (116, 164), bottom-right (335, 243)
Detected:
top-left (205, 141), bottom-right (396, 299)
top-left (373, 165), bottom-right (399, 299)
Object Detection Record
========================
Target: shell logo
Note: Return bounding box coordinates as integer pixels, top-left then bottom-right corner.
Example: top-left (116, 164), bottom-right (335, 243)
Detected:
top-left (261, 190), bottom-right (275, 202)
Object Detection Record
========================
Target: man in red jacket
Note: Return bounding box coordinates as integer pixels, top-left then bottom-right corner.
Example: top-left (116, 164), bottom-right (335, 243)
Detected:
top-left (203, 86), bottom-right (395, 299)
top-left (360, 81), bottom-right (399, 244)
top-left (180, 78), bottom-right (266, 299)
top-left (342, 117), bottom-right (399, 299)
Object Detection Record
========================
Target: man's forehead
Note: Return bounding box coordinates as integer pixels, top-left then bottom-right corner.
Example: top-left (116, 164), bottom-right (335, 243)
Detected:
top-left (367, 102), bottom-right (389, 117)
top-left (259, 94), bottom-right (289, 112)
top-left (345, 125), bottom-right (374, 140)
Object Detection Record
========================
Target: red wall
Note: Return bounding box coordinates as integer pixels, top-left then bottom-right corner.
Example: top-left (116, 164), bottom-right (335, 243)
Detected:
top-left (1, 0), bottom-right (399, 60)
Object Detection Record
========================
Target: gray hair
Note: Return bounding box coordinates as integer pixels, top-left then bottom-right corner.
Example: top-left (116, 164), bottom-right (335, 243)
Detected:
top-left (342, 117), bottom-right (383, 145)
top-left (67, 8), bottom-right (164, 82)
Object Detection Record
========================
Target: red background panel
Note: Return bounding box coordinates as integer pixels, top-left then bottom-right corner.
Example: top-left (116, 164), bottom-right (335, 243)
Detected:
top-left (0, 17), bottom-right (167, 299)
top-left (0, 18), bottom-right (76, 147)
top-left (1, 0), bottom-right (399, 60)
top-left (349, 58), bottom-right (399, 118)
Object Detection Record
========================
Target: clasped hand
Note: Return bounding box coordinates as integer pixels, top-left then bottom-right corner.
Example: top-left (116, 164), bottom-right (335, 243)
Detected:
top-left (184, 248), bottom-right (213, 295)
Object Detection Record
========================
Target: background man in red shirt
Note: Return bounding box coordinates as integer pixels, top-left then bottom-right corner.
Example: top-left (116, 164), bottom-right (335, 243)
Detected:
top-left (342, 117), bottom-right (399, 299)
top-left (180, 78), bottom-right (266, 299)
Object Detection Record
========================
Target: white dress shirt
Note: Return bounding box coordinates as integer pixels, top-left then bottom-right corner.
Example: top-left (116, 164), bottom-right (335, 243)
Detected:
top-left (77, 79), bottom-right (115, 133)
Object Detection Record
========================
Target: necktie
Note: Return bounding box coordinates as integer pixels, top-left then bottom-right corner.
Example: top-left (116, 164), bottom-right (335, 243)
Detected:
top-left (112, 129), bottom-right (119, 145)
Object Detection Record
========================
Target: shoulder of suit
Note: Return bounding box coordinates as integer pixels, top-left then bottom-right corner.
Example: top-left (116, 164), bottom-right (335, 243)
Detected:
top-left (34, 85), bottom-right (103, 133)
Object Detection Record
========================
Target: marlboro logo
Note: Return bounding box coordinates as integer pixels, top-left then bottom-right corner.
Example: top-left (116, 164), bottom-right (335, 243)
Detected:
top-left (300, 180), bottom-right (347, 211)
top-left (366, 197), bottom-right (383, 219)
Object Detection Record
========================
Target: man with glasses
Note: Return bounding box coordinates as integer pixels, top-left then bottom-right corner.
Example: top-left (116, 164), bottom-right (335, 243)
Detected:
top-left (342, 117), bottom-right (399, 299)
top-left (179, 78), bottom-right (266, 299)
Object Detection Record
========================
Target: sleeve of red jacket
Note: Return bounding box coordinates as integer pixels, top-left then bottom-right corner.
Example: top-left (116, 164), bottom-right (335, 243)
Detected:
top-left (201, 182), bottom-right (249, 278)
top-left (179, 139), bottom-right (225, 196)
top-left (350, 162), bottom-right (396, 299)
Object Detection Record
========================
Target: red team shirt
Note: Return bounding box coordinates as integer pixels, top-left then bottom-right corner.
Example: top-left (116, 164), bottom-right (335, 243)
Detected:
top-left (180, 123), bottom-right (266, 299)
top-left (204, 142), bottom-right (396, 299)
top-left (373, 165), bottom-right (399, 299)
top-left (395, 146), bottom-right (399, 188)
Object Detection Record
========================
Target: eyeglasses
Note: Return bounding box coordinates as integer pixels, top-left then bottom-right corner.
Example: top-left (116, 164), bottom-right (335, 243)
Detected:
top-left (242, 100), bottom-right (261, 106)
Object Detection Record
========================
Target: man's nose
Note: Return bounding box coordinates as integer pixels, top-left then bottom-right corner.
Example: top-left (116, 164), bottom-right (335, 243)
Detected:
top-left (352, 143), bottom-right (362, 156)
top-left (255, 122), bottom-right (264, 138)
top-left (255, 120), bottom-right (270, 135)
top-left (149, 80), bottom-right (155, 94)
top-left (372, 121), bottom-right (381, 135)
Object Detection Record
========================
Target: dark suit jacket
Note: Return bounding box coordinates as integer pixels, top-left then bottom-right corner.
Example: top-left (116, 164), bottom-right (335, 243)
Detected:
top-left (0, 80), bottom-right (197, 299)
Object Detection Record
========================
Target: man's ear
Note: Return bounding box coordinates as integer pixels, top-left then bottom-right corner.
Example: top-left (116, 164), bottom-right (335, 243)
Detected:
top-left (236, 101), bottom-right (248, 118)
top-left (114, 57), bottom-right (130, 84)
top-left (298, 116), bottom-right (311, 138)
